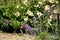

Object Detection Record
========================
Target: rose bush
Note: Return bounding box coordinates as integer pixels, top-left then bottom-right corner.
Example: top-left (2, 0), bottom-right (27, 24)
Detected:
top-left (0, 0), bottom-right (60, 40)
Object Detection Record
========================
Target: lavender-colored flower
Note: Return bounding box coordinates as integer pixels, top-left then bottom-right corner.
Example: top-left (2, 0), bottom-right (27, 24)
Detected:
top-left (24, 24), bottom-right (32, 32)
top-left (24, 24), bottom-right (37, 36)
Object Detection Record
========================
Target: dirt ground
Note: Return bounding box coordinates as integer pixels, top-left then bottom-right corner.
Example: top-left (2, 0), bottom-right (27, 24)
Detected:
top-left (0, 31), bottom-right (35, 40)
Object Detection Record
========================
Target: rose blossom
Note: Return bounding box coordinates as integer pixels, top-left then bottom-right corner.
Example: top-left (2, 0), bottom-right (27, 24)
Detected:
top-left (37, 11), bottom-right (43, 17)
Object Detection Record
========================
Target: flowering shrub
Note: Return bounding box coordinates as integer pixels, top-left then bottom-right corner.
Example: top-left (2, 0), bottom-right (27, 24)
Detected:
top-left (0, 0), bottom-right (60, 40)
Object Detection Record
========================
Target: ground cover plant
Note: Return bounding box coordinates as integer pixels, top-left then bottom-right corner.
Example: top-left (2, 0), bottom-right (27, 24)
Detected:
top-left (0, 0), bottom-right (60, 40)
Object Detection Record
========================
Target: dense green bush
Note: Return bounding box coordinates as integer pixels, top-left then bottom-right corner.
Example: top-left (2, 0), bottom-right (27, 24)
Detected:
top-left (0, 0), bottom-right (60, 39)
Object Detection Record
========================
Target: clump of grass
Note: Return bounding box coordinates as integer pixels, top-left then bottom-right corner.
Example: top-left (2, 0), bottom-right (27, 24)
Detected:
top-left (18, 33), bottom-right (23, 36)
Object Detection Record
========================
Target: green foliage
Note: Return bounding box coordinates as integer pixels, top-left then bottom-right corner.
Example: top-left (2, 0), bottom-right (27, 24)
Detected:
top-left (10, 20), bottom-right (20, 28)
top-left (0, 0), bottom-right (60, 39)
top-left (39, 32), bottom-right (48, 39)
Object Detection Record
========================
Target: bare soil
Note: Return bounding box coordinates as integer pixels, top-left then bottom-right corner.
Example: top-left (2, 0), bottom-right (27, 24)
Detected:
top-left (0, 31), bottom-right (35, 40)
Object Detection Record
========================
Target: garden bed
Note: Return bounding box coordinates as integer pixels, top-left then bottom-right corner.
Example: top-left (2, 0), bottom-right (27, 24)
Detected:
top-left (0, 0), bottom-right (60, 40)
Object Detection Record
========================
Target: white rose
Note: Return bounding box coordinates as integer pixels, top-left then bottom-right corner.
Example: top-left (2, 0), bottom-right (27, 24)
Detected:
top-left (37, 11), bottom-right (43, 17)
top-left (38, 0), bottom-right (46, 5)
top-left (15, 12), bottom-right (20, 17)
top-left (49, 0), bottom-right (56, 3)
top-left (44, 5), bottom-right (50, 11)
top-left (38, 2), bottom-right (43, 5)
top-left (24, 16), bottom-right (28, 21)
top-left (34, 4), bottom-right (39, 8)
top-left (23, 0), bottom-right (28, 5)
top-left (27, 10), bottom-right (34, 16)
